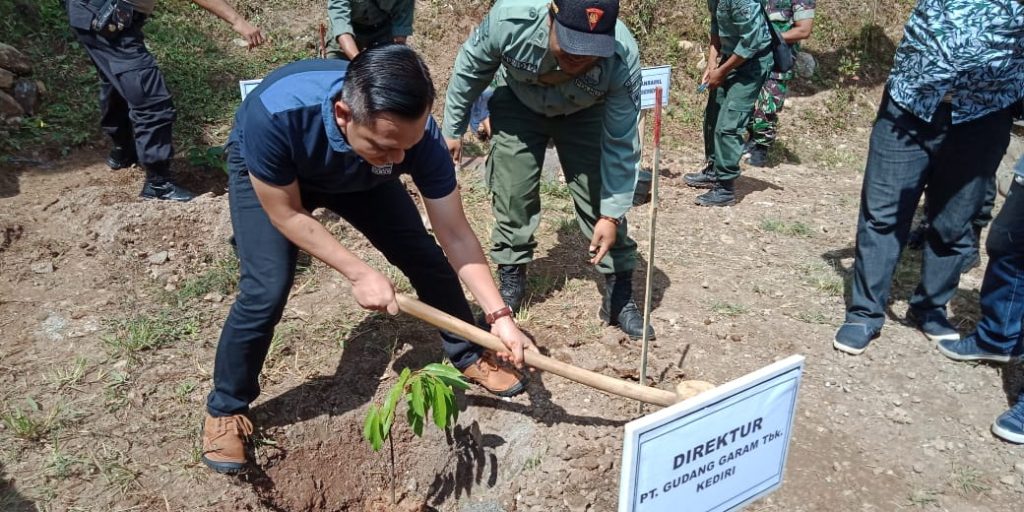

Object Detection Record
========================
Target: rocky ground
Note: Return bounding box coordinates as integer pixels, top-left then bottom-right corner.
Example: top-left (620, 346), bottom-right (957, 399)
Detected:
top-left (3, 1), bottom-right (1024, 511)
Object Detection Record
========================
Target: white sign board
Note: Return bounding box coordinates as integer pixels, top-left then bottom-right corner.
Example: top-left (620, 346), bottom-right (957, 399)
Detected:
top-left (239, 79), bottom-right (263, 101)
top-left (639, 66), bottom-right (671, 110)
top-left (619, 355), bottom-right (804, 512)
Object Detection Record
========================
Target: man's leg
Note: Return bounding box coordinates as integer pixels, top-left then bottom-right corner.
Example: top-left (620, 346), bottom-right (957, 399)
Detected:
top-left (697, 56), bottom-right (771, 206)
top-left (70, 16), bottom-right (191, 201)
top-left (96, 63), bottom-right (136, 169)
top-left (937, 177), bottom-right (1024, 362)
top-left (746, 75), bottom-right (788, 167)
top-left (837, 90), bottom-right (943, 354)
top-left (203, 144), bottom-right (299, 473)
top-left (909, 107), bottom-right (1012, 324)
top-left (684, 89), bottom-right (722, 187)
top-left (327, 181), bottom-right (524, 396)
top-left (551, 104), bottom-right (649, 339)
top-left (486, 87), bottom-right (551, 312)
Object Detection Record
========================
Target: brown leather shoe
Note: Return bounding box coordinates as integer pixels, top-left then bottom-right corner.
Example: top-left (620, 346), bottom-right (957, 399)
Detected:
top-left (201, 414), bottom-right (253, 474)
top-left (461, 352), bottom-right (527, 397)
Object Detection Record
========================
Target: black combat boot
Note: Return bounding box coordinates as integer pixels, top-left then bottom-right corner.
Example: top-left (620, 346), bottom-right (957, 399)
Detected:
top-left (141, 163), bottom-right (195, 202)
top-left (599, 272), bottom-right (655, 340)
top-left (683, 161), bottom-right (717, 189)
top-left (694, 179), bottom-right (736, 207)
top-left (107, 144), bottom-right (138, 170)
top-left (497, 264), bottom-right (527, 314)
top-left (747, 145), bottom-right (769, 167)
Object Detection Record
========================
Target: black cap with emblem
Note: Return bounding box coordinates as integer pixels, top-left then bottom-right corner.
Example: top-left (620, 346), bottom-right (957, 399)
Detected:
top-left (552, 0), bottom-right (619, 58)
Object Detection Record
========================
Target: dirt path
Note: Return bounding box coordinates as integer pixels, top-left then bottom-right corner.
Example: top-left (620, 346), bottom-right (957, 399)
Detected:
top-left (2, 131), bottom-right (1023, 511)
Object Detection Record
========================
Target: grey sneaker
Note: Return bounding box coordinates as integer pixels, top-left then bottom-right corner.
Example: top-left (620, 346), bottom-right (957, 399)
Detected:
top-left (833, 322), bottom-right (879, 355)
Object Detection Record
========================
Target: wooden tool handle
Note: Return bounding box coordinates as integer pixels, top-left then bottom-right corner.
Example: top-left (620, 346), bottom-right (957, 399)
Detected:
top-left (395, 294), bottom-right (679, 407)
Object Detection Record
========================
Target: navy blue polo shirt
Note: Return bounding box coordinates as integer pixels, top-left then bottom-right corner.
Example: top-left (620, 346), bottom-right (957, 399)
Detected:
top-left (227, 59), bottom-right (456, 199)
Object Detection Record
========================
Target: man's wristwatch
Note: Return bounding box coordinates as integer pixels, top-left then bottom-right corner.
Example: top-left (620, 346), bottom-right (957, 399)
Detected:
top-left (485, 305), bottom-right (514, 324)
top-left (599, 215), bottom-right (623, 226)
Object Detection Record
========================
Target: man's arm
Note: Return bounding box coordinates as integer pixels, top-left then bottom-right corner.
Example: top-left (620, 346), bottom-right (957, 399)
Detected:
top-left (192, 0), bottom-right (265, 48)
top-left (423, 188), bottom-right (537, 367)
top-left (327, 0), bottom-right (361, 59)
top-left (442, 12), bottom-right (504, 162)
top-left (589, 47), bottom-right (642, 264)
top-left (250, 177), bottom-right (399, 314)
top-left (781, 18), bottom-right (813, 44)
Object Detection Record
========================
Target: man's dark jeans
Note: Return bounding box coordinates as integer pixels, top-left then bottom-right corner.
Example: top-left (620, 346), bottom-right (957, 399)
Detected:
top-left (975, 177), bottom-right (1024, 354)
top-left (846, 89), bottom-right (1013, 331)
top-left (206, 144), bottom-right (482, 417)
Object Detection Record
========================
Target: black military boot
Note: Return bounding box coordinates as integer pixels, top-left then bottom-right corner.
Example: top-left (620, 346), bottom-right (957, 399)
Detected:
top-left (497, 264), bottom-right (527, 314)
top-left (599, 272), bottom-right (655, 340)
top-left (141, 163), bottom-right (195, 202)
top-left (694, 179), bottom-right (736, 207)
top-left (683, 161), bottom-right (717, 189)
top-left (747, 145), bottom-right (770, 167)
top-left (107, 144), bottom-right (137, 170)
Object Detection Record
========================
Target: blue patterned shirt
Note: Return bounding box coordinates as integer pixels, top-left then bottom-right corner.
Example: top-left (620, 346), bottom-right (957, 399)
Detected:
top-left (887, 0), bottom-right (1024, 124)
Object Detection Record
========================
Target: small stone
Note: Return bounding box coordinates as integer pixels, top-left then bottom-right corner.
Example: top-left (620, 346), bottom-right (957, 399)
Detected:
top-left (677, 40), bottom-right (696, 52)
top-left (1015, 462), bottom-right (1024, 475)
top-left (832, 462), bottom-right (841, 472)
top-left (232, 38), bottom-right (250, 47)
top-left (730, 334), bottom-right (743, 342)
top-left (0, 43), bottom-right (31, 74)
top-left (912, 464), bottom-right (925, 474)
top-left (0, 67), bottom-right (13, 90)
top-left (164, 283), bottom-right (177, 292)
top-left (906, 372), bottom-right (916, 380)
top-left (701, 281), bottom-right (709, 289)
top-left (31, 260), bottom-right (54, 274)
top-left (405, 478), bottom-right (418, 492)
top-left (999, 475), bottom-right (1017, 486)
top-left (203, 292), bottom-right (224, 303)
top-left (147, 251), bottom-right (169, 265)
top-left (0, 89), bottom-right (23, 117)
top-left (564, 495), bottom-right (589, 512)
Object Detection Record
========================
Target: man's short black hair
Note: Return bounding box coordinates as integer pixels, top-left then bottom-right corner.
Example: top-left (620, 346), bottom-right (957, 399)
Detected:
top-left (340, 44), bottom-right (436, 123)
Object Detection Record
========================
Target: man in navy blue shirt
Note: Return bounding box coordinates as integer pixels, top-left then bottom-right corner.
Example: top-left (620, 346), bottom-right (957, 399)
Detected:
top-left (201, 45), bottom-right (536, 474)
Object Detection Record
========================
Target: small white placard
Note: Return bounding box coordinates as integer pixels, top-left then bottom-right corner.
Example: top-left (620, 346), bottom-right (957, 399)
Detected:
top-left (239, 79), bottom-right (263, 101)
top-left (639, 66), bottom-right (671, 110)
top-left (619, 355), bottom-right (804, 512)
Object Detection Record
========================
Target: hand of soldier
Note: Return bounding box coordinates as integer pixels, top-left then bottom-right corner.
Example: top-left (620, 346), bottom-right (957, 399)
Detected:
top-left (232, 18), bottom-right (266, 49)
top-left (445, 137), bottom-right (463, 169)
top-left (350, 268), bottom-right (399, 315)
top-left (706, 67), bottom-right (725, 90)
top-left (588, 218), bottom-right (618, 265)
top-left (393, 36), bottom-right (408, 45)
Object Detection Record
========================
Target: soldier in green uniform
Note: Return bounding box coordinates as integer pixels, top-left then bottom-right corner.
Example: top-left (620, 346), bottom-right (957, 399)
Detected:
top-left (442, 0), bottom-right (654, 340)
top-left (326, 0), bottom-right (414, 60)
top-left (745, 0), bottom-right (816, 167)
top-left (684, 0), bottom-right (773, 206)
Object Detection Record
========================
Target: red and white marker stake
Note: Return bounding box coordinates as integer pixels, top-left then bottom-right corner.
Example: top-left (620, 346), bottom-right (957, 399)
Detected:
top-left (637, 86), bottom-right (663, 413)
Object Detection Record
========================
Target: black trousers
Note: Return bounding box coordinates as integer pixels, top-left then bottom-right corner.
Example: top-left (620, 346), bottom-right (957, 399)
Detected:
top-left (206, 144), bottom-right (483, 416)
top-left (67, 1), bottom-right (175, 169)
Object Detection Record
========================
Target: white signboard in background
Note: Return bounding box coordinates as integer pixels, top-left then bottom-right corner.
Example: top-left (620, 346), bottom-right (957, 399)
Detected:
top-left (639, 66), bottom-right (671, 110)
top-left (619, 355), bottom-right (805, 512)
top-left (239, 79), bottom-right (263, 101)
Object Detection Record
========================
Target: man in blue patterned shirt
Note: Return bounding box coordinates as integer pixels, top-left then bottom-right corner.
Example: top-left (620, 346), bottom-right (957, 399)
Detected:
top-left (833, 0), bottom-right (1024, 356)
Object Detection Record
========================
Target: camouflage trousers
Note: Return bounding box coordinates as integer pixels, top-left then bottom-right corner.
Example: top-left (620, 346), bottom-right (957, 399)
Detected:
top-left (748, 75), bottom-right (790, 147)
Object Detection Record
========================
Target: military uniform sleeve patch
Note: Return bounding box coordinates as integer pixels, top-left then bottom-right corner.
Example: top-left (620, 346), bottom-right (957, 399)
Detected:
top-left (624, 69), bottom-right (642, 109)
